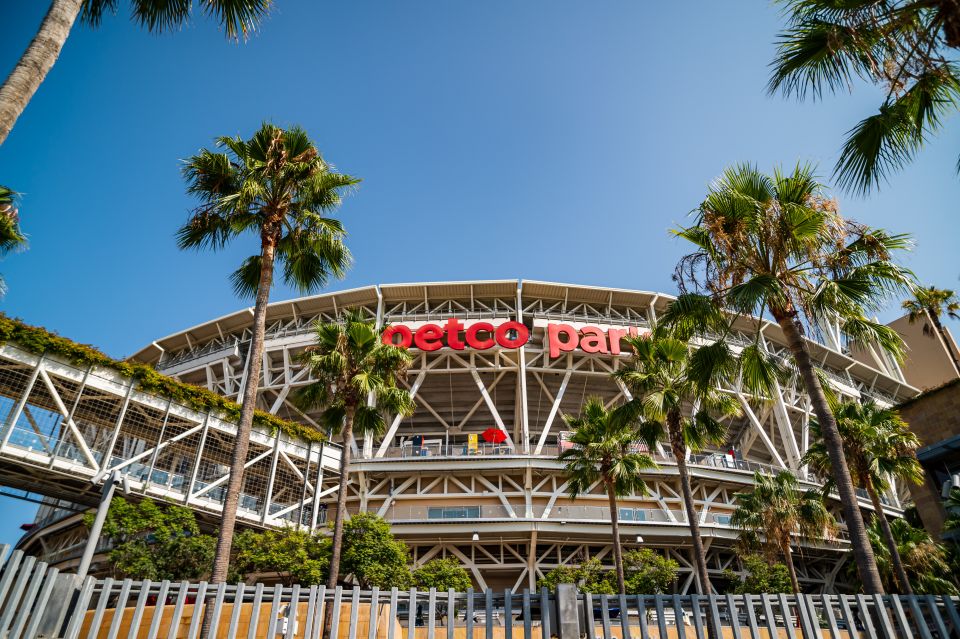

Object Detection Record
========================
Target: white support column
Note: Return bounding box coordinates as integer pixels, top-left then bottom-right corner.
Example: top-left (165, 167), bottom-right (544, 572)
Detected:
top-left (528, 530), bottom-right (537, 591)
top-left (185, 416), bottom-right (211, 503)
top-left (534, 370), bottom-right (571, 454)
top-left (261, 433), bottom-right (283, 524)
top-left (93, 380), bottom-right (137, 483)
top-left (376, 369), bottom-right (427, 457)
top-left (364, 290), bottom-right (386, 459)
top-left (310, 442), bottom-right (326, 531)
top-left (735, 392), bottom-right (787, 468)
top-left (517, 285), bottom-right (530, 454)
top-left (469, 364), bottom-right (514, 448)
top-left (771, 382), bottom-right (802, 470)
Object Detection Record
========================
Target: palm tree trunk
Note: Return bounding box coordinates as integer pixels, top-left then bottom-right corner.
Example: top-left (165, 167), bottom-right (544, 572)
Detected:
top-left (201, 240), bottom-right (275, 637)
top-left (782, 541), bottom-right (801, 594)
top-left (866, 481), bottom-right (912, 594)
top-left (321, 407), bottom-right (355, 639)
top-left (327, 406), bottom-right (355, 589)
top-left (669, 413), bottom-right (712, 596)
top-left (0, 0), bottom-right (82, 145)
top-left (605, 478), bottom-right (626, 593)
top-left (927, 308), bottom-right (960, 376)
top-left (773, 312), bottom-right (886, 594)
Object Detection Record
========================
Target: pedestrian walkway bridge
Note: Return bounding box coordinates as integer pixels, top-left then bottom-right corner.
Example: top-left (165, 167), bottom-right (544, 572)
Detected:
top-left (0, 343), bottom-right (342, 531)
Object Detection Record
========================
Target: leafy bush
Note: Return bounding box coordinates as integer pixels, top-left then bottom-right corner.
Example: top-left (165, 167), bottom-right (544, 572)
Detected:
top-left (85, 497), bottom-right (215, 581)
top-left (539, 552), bottom-right (676, 594)
top-left (231, 528), bottom-right (331, 586)
top-left (622, 549), bottom-right (679, 594)
top-left (340, 512), bottom-right (413, 589)
top-left (723, 555), bottom-right (792, 594)
top-left (412, 558), bottom-right (472, 592)
top-left (0, 314), bottom-right (323, 443)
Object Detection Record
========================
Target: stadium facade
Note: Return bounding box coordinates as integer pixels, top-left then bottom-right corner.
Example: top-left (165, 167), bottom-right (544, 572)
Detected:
top-left (19, 280), bottom-right (919, 592)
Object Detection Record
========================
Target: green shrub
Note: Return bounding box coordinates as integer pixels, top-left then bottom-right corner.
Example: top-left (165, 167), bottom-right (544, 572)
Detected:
top-left (231, 527), bottom-right (331, 586)
top-left (412, 558), bottom-right (472, 592)
top-left (340, 512), bottom-right (413, 589)
top-left (723, 555), bottom-right (792, 594)
top-left (539, 551), bottom-right (677, 594)
top-left (85, 497), bottom-right (215, 581)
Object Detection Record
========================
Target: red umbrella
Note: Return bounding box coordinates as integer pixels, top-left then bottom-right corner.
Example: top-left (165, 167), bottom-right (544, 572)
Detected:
top-left (482, 427), bottom-right (507, 444)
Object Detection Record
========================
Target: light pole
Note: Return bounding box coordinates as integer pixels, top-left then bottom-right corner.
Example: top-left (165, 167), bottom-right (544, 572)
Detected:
top-left (76, 470), bottom-right (126, 579)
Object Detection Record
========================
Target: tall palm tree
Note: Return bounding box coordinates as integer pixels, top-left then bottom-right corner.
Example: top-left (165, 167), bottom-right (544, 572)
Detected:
top-left (294, 311), bottom-right (415, 590)
top-left (803, 401), bottom-right (923, 594)
top-left (559, 397), bottom-right (657, 593)
top-left (902, 285), bottom-right (960, 375)
top-left (673, 163), bottom-right (915, 594)
top-left (0, 186), bottom-right (26, 295)
top-left (0, 0), bottom-right (269, 145)
top-left (768, 0), bottom-right (960, 193)
top-left (731, 471), bottom-right (836, 594)
top-left (612, 327), bottom-right (743, 595)
top-left (177, 123), bottom-right (356, 587)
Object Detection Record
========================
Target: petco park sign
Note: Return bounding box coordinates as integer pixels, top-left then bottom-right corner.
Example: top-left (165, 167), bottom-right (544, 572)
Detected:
top-left (382, 319), bottom-right (647, 358)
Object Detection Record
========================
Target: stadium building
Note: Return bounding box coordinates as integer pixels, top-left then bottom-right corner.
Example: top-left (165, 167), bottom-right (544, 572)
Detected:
top-left (15, 280), bottom-right (918, 592)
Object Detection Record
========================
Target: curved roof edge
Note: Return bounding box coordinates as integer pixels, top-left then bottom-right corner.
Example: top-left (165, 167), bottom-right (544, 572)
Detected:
top-left (130, 279), bottom-right (918, 400)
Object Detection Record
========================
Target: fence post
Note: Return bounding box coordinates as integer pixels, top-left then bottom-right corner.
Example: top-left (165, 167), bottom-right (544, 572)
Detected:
top-left (555, 585), bottom-right (579, 639)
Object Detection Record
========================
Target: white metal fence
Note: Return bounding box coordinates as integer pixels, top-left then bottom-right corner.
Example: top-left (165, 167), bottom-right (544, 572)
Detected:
top-left (0, 545), bottom-right (958, 638)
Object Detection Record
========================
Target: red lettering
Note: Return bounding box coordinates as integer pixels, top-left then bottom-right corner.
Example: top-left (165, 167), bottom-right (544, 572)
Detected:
top-left (414, 324), bottom-right (444, 351)
top-left (445, 318), bottom-right (465, 350)
top-left (548, 323), bottom-right (578, 358)
top-left (607, 328), bottom-right (627, 355)
top-left (579, 326), bottom-right (608, 354)
top-left (495, 321), bottom-right (529, 348)
top-left (382, 325), bottom-right (413, 348)
top-left (465, 322), bottom-right (496, 349)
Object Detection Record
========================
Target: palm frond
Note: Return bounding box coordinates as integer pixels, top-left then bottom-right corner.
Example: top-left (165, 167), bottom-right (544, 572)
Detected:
top-left (229, 254), bottom-right (263, 298)
top-left (768, 16), bottom-right (879, 100)
top-left (835, 65), bottom-right (960, 194)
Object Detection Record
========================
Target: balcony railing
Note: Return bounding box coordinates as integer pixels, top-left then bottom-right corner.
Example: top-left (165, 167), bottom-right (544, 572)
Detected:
top-left (377, 503), bottom-right (748, 527)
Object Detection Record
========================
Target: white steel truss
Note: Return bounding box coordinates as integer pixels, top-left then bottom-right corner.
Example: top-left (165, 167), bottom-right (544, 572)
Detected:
top-left (0, 344), bottom-right (342, 533)
top-left (21, 280), bottom-right (917, 591)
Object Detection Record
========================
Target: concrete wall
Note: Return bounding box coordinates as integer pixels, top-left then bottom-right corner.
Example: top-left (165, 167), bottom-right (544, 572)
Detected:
top-left (887, 313), bottom-right (960, 391)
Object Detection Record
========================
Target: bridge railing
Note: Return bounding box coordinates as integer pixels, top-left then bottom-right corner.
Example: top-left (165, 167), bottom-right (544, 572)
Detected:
top-left (0, 546), bottom-right (957, 639)
top-left (0, 344), bottom-right (341, 531)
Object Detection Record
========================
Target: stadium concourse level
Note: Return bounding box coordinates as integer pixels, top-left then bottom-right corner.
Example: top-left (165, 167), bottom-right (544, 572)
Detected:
top-left (16, 281), bottom-right (918, 593)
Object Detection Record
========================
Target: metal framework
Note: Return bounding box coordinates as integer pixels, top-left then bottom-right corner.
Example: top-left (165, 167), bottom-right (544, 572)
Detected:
top-left (0, 343), bottom-right (342, 574)
top-left (19, 280), bottom-right (918, 592)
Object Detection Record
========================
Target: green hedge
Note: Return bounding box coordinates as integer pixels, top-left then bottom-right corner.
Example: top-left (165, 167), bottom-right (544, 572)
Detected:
top-left (0, 314), bottom-right (325, 444)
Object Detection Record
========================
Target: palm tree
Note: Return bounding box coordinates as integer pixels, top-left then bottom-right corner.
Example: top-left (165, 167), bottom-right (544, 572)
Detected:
top-left (731, 471), bottom-right (836, 594)
top-left (612, 328), bottom-right (743, 595)
top-left (768, 0), bottom-right (960, 193)
top-left (294, 311), bottom-right (415, 590)
top-left (902, 286), bottom-right (960, 375)
top-left (803, 401), bottom-right (923, 594)
top-left (0, 0), bottom-right (269, 145)
top-left (559, 397), bottom-right (657, 593)
top-left (865, 517), bottom-right (958, 595)
top-left (673, 163), bottom-right (914, 594)
top-left (177, 123), bottom-right (356, 587)
top-left (0, 186), bottom-right (26, 295)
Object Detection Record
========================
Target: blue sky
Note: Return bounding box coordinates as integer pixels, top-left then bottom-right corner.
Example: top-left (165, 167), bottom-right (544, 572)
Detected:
top-left (0, 1), bottom-right (956, 544)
